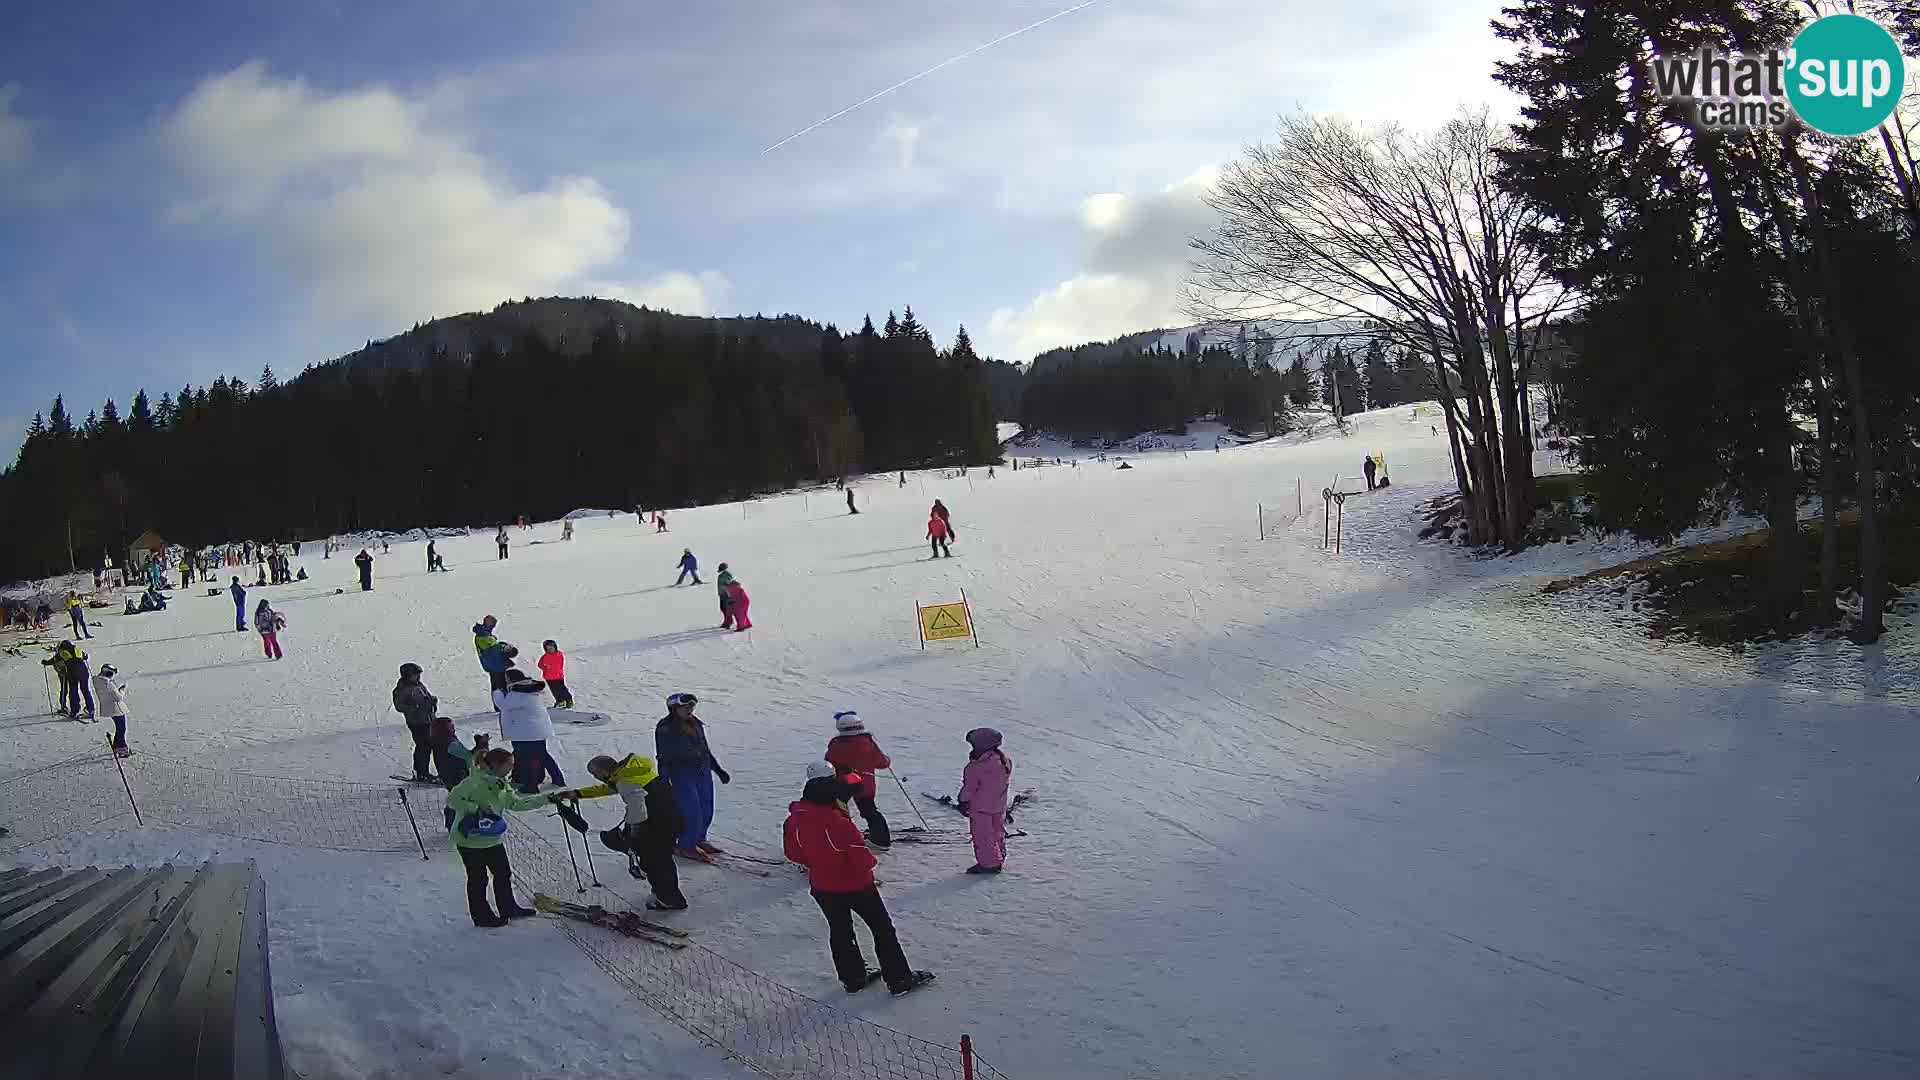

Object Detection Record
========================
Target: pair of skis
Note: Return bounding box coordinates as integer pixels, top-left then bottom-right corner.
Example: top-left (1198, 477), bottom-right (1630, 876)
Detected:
top-left (532, 893), bottom-right (689, 949)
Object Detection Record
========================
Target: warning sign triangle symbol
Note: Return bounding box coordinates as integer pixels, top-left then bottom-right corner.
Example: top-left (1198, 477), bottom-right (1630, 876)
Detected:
top-left (928, 608), bottom-right (964, 631)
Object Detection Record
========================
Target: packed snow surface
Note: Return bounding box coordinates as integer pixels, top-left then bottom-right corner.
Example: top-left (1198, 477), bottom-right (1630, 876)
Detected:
top-left (5, 403), bottom-right (1917, 1079)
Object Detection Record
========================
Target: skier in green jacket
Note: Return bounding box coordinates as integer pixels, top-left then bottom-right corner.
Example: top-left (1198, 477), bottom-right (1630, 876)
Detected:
top-left (446, 747), bottom-right (552, 927)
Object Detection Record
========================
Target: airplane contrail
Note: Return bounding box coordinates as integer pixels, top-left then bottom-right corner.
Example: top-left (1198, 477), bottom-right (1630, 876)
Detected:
top-left (762, 0), bottom-right (1108, 154)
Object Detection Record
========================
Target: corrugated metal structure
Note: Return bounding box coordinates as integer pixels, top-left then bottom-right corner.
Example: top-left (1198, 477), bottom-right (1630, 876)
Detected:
top-left (0, 861), bottom-right (287, 1080)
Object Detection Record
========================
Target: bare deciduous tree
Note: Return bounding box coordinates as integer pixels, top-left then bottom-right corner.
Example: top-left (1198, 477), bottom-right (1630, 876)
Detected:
top-left (1187, 109), bottom-right (1565, 547)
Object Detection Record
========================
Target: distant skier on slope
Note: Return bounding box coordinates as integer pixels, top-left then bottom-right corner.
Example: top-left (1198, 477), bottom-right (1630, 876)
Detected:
top-left (495, 526), bottom-right (510, 560)
top-left (846, 488), bottom-right (858, 514)
top-left (716, 563), bottom-right (736, 628)
top-left (355, 548), bottom-right (374, 591)
top-left (927, 512), bottom-right (953, 559)
top-left (674, 548), bottom-right (702, 586)
top-left (1362, 454), bottom-right (1378, 491)
top-left (784, 761), bottom-right (934, 995)
top-left (930, 499), bottom-right (955, 539)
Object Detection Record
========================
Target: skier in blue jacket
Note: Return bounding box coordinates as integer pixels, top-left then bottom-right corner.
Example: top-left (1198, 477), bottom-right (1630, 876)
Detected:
top-left (229, 577), bottom-right (247, 631)
top-left (473, 615), bottom-right (516, 697)
top-left (674, 548), bottom-right (702, 586)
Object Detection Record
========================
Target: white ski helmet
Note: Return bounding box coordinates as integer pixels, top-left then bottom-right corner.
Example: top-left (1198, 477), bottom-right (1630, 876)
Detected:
top-left (804, 759), bottom-right (838, 782)
top-left (833, 710), bottom-right (865, 735)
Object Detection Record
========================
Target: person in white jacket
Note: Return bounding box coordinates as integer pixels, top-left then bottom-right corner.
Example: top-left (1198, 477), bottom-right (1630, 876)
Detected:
top-left (493, 668), bottom-right (564, 794)
top-left (92, 664), bottom-right (131, 754)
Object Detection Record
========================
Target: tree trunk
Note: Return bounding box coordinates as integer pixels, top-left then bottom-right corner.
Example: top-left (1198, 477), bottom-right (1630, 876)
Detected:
top-left (1785, 131), bottom-right (1884, 640)
top-left (1811, 368), bottom-right (1840, 625)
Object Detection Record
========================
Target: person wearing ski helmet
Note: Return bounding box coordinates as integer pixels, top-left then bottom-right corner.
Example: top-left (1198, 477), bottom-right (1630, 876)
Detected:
top-left (93, 664), bottom-right (130, 753)
top-left (392, 663), bottom-right (438, 783)
top-left (784, 760), bottom-right (934, 995)
top-left (675, 548), bottom-right (701, 586)
top-left (958, 727), bottom-right (1013, 874)
top-left (558, 753), bottom-right (688, 911)
top-left (825, 710), bottom-right (892, 848)
top-left (655, 693), bottom-right (730, 858)
top-left (494, 667), bottom-right (562, 794)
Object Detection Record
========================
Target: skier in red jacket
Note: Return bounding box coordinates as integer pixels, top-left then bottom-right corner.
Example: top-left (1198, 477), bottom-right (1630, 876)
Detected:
top-left (824, 710), bottom-right (892, 847)
top-left (784, 762), bottom-right (933, 996)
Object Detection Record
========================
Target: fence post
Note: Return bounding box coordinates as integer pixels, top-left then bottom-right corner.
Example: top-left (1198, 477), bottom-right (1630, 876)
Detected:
top-left (109, 739), bottom-right (144, 826)
top-left (1258, 503), bottom-right (1264, 541)
top-left (961, 1034), bottom-right (976, 1080)
top-left (398, 786), bottom-right (429, 860)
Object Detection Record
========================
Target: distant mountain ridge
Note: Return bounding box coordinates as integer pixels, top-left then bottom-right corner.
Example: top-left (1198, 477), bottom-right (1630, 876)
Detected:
top-left (1028, 318), bottom-right (1374, 373)
top-left (328, 297), bottom-right (829, 373)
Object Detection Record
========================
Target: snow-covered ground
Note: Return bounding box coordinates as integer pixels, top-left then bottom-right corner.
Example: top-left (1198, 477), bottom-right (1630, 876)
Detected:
top-left (5, 403), bottom-right (1917, 1079)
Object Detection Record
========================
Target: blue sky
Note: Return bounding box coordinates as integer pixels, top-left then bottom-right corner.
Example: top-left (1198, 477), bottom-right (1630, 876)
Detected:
top-left (0, 0), bottom-right (1512, 446)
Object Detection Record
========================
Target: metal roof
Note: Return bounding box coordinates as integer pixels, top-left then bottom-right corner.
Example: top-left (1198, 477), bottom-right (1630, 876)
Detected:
top-left (0, 861), bottom-right (287, 1080)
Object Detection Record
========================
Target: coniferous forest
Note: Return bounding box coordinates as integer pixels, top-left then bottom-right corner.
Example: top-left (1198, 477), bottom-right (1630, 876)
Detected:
top-left (0, 300), bottom-right (1012, 580)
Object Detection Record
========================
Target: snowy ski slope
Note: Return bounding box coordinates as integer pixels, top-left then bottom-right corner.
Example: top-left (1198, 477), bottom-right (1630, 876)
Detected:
top-left (5, 404), bottom-right (1917, 1079)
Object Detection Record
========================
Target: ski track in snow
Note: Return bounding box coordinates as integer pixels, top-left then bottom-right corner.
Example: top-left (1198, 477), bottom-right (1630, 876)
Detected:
top-left (4, 403), bottom-right (1918, 1079)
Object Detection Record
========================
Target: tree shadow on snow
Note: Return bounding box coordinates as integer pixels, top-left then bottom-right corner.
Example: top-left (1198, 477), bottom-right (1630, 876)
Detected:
top-left (573, 629), bottom-right (726, 659)
top-left (137, 657), bottom-right (271, 679)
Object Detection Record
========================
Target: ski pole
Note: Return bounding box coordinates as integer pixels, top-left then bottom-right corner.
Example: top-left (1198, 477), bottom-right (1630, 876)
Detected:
top-left (43, 665), bottom-right (54, 715)
top-left (889, 769), bottom-right (933, 832)
top-left (560, 815), bottom-right (587, 893)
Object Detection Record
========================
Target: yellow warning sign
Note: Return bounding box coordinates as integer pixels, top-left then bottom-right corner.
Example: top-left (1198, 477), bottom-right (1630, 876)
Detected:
top-left (918, 602), bottom-right (973, 643)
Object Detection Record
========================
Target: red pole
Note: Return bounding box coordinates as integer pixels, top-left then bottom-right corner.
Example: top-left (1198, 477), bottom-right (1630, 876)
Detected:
top-left (961, 1034), bottom-right (975, 1080)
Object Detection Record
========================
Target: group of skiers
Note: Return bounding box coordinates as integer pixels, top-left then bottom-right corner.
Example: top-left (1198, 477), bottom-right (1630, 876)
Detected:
top-left (39, 642), bottom-right (133, 755)
top-left (674, 550), bottom-right (754, 631)
top-left (401, 670), bottom-right (1007, 998)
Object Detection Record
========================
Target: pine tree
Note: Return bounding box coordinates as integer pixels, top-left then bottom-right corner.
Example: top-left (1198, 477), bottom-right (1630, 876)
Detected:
top-left (259, 365), bottom-right (279, 392)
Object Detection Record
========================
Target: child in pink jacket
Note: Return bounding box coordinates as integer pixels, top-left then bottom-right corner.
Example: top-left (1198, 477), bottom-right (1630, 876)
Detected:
top-left (957, 727), bottom-right (1011, 874)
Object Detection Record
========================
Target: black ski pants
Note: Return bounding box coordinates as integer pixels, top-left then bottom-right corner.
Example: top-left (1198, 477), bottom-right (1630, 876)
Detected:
top-left (930, 537), bottom-right (950, 558)
top-left (812, 886), bottom-right (911, 989)
top-left (458, 844), bottom-right (516, 924)
top-left (627, 821), bottom-right (686, 908)
top-left (406, 719), bottom-right (433, 779)
top-left (854, 795), bottom-right (890, 847)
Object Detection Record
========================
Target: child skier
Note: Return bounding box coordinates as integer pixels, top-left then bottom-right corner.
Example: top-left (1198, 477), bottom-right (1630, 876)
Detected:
top-left (723, 577), bottom-right (752, 631)
top-left (254, 599), bottom-right (285, 659)
top-left (559, 753), bottom-right (689, 910)
top-left (958, 727), bottom-right (1013, 874)
top-left (825, 710), bottom-right (892, 847)
top-left (537, 640), bottom-right (573, 709)
top-left (674, 548), bottom-right (701, 586)
top-left (430, 717), bottom-right (485, 798)
top-left (655, 693), bottom-right (731, 858)
top-left (927, 512), bottom-right (952, 559)
top-left (716, 563), bottom-right (736, 627)
top-left (784, 762), bottom-right (933, 995)
top-left (445, 748), bottom-right (548, 927)
top-left (92, 664), bottom-right (130, 752)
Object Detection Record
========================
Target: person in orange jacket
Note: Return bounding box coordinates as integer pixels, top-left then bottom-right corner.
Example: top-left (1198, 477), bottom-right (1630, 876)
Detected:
top-left (824, 710), bottom-right (891, 847)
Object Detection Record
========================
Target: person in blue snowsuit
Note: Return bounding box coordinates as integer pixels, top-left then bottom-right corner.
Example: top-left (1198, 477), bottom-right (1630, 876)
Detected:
top-left (674, 548), bottom-right (702, 586)
top-left (655, 693), bottom-right (730, 856)
top-left (229, 577), bottom-right (247, 632)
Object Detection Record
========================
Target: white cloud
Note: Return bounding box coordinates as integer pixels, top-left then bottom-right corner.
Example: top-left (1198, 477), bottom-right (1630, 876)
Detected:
top-left (160, 62), bottom-right (701, 327)
top-left (587, 270), bottom-right (730, 316)
top-left (985, 169), bottom-right (1218, 360)
top-left (0, 84), bottom-right (30, 170)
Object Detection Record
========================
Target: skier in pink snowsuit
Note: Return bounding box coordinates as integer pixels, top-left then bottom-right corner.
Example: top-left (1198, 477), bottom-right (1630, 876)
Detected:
top-left (957, 727), bottom-right (1011, 874)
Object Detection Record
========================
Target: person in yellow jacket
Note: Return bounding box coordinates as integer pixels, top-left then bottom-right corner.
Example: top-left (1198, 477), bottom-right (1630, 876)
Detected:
top-left (558, 754), bottom-right (688, 910)
top-left (64, 591), bottom-right (91, 639)
top-left (445, 747), bottom-right (550, 927)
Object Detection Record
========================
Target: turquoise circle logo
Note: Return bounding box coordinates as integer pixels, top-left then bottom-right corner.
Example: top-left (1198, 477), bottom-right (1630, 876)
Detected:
top-left (1787, 14), bottom-right (1906, 136)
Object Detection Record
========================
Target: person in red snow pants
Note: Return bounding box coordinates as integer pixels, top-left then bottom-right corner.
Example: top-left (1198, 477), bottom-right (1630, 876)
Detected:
top-left (724, 580), bottom-right (752, 630)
